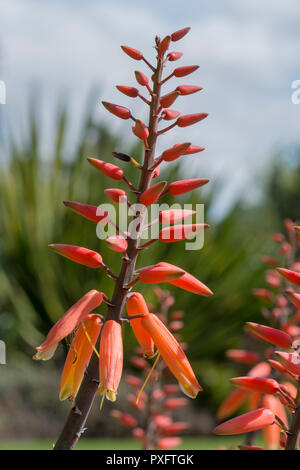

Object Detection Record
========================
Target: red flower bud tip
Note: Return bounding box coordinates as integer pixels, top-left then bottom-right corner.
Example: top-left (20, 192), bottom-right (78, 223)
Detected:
top-left (159, 209), bottom-right (195, 225)
top-left (177, 113), bottom-right (208, 128)
top-left (167, 52), bottom-right (183, 61)
top-left (102, 101), bottom-right (131, 120)
top-left (161, 142), bottom-right (191, 162)
top-left (153, 164), bottom-right (160, 178)
top-left (140, 181), bottom-right (167, 206)
top-left (160, 90), bottom-right (180, 108)
top-left (163, 384), bottom-right (180, 395)
top-left (248, 361), bottom-right (271, 378)
top-left (169, 320), bottom-right (184, 331)
top-left (116, 85), bottom-right (139, 98)
top-left (130, 356), bottom-right (148, 369)
top-left (275, 351), bottom-right (300, 376)
top-left (156, 262), bottom-right (213, 296)
top-left (183, 145), bottom-right (205, 155)
top-left (173, 65), bottom-right (199, 77)
top-left (276, 267), bottom-right (300, 287)
top-left (159, 224), bottom-right (209, 243)
top-left (162, 422), bottom-right (189, 436)
top-left (125, 375), bottom-right (142, 388)
top-left (230, 377), bottom-right (280, 395)
top-left (226, 349), bottom-right (259, 365)
top-left (121, 45), bottom-right (143, 60)
top-left (238, 445), bottom-right (265, 450)
top-left (158, 35), bottom-right (171, 56)
top-left (170, 310), bottom-right (184, 320)
top-left (164, 398), bottom-right (189, 409)
top-left (126, 292), bottom-right (154, 359)
top-left (48, 244), bottom-right (102, 268)
top-left (63, 201), bottom-right (109, 224)
top-left (132, 119), bottom-right (149, 142)
top-left (139, 264), bottom-right (185, 284)
top-left (157, 437), bottom-right (182, 450)
top-left (161, 109), bottom-right (181, 121)
top-left (171, 27), bottom-right (191, 42)
top-left (134, 70), bottom-right (149, 86)
top-left (271, 233), bottom-right (285, 243)
top-left (217, 389), bottom-right (249, 420)
top-left (154, 415), bottom-right (172, 428)
top-left (214, 408), bottom-right (275, 436)
top-left (168, 178), bottom-right (209, 195)
top-left (266, 270), bottom-right (281, 288)
top-left (252, 288), bottom-right (273, 301)
top-left (120, 413), bottom-right (138, 428)
top-left (176, 85), bottom-right (203, 95)
top-left (87, 158), bottom-right (124, 180)
top-left (285, 290), bottom-right (300, 309)
top-left (105, 235), bottom-right (128, 253)
top-left (246, 322), bottom-right (292, 348)
top-left (104, 188), bottom-right (127, 203)
top-left (33, 290), bottom-right (103, 360)
top-left (262, 255), bottom-right (278, 267)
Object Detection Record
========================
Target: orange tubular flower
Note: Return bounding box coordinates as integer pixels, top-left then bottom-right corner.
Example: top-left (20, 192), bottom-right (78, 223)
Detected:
top-left (140, 181), bottom-right (167, 206)
top-left (126, 292), bottom-right (154, 358)
top-left (214, 408), bottom-right (275, 436)
top-left (139, 264), bottom-right (185, 284)
top-left (141, 313), bottom-right (202, 398)
top-left (217, 388), bottom-right (249, 420)
top-left (102, 101), bottom-right (131, 120)
top-left (168, 178), bottom-right (209, 196)
top-left (159, 209), bottom-right (195, 224)
top-left (59, 314), bottom-right (102, 401)
top-left (173, 65), bottom-right (199, 77)
top-left (274, 351), bottom-right (300, 376)
top-left (63, 201), bottom-right (109, 224)
top-left (99, 320), bottom-right (123, 401)
top-left (161, 142), bottom-right (191, 162)
top-left (87, 158), bottom-right (124, 180)
top-left (176, 113), bottom-right (208, 127)
top-left (276, 267), bottom-right (300, 286)
top-left (226, 349), bottom-right (259, 365)
top-left (106, 235), bottom-right (128, 253)
top-left (229, 377), bottom-right (280, 395)
top-left (49, 243), bottom-right (103, 268)
top-left (262, 395), bottom-right (288, 450)
top-left (33, 290), bottom-right (103, 360)
top-left (246, 322), bottom-right (292, 348)
top-left (159, 224), bottom-right (209, 243)
top-left (171, 26), bottom-right (191, 42)
top-left (156, 262), bottom-right (213, 296)
top-left (121, 45), bottom-right (143, 60)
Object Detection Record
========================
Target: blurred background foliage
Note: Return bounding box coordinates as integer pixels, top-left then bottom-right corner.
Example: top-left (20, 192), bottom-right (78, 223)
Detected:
top-left (0, 98), bottom-right (299, 437)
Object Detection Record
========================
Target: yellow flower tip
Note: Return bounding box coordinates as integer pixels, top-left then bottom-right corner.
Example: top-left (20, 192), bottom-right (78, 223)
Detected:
top-left (106, 389), bottom-right (117, 402)
top-left (179, 380), bottom-right (203, 399)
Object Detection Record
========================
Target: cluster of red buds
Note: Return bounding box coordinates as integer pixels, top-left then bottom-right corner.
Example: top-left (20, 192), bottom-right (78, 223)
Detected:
top-left (111, 288), bottom-right (189, 450)
top-left (33, 28), bottom-right (214, 450)
top-left (215, 221), bottom-right (300, 450)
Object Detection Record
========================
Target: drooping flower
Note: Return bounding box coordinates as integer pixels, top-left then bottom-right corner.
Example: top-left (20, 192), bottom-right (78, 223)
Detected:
top-left (141, 313), bottom-right (202, 398)
top-left (214, 408), bottom-right (275, 435)
top-left (156, 262), bottom-right (213, 296)
top-left (99, 320), bottom-right (123, 401)
top-left (59, 314), bottom-right (102, 401)
top-left (246, 322), bottom-right (292, 348)
top-left (63, 201), bottom-right (109, 224)
top-left (229, 377), bottom-right (280, 395)
top-left (48, 244), bottom-right (103, 268)
top-left (126, 292), bottom-right (154, 358)
top-left (33, 290), bottom-right (103, 360)
top-left (138, 264), bottom-right (185, 284)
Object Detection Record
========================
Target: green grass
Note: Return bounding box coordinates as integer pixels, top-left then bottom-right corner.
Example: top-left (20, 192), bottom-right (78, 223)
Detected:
top-left (0, 436), bottom-right (262, 450)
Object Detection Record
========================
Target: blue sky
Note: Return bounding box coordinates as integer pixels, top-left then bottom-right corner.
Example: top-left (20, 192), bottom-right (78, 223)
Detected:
top-left (1, 0), bottom-right (300, 213)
